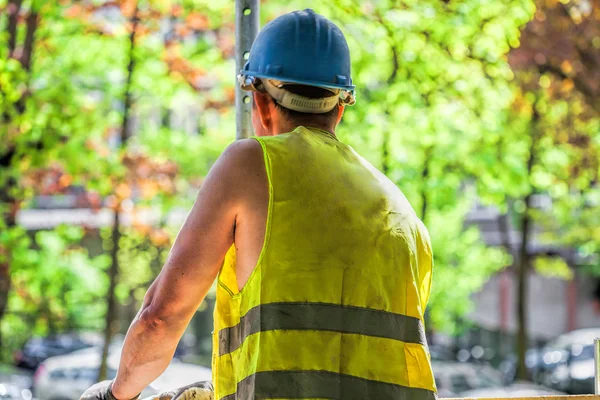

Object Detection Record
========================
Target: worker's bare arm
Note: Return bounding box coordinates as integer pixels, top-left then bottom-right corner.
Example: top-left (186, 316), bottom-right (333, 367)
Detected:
top-left (109, 139), bottom-right (264, 400)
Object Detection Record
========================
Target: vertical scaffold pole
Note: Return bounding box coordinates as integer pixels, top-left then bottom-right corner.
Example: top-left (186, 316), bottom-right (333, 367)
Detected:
top-left (235, 0), bottom-right (259, 140)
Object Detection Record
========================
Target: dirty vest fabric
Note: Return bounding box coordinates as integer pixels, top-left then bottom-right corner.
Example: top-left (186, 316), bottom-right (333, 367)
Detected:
top-left (212, 126), bottom-right (436, 400)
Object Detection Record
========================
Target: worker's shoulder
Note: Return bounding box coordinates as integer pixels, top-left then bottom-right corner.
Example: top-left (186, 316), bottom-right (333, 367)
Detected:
top-left (219, 138), bottom-right (265, 173)
top-left (207, 139), bottom-right (267, 196)
top-left (221, 137), bottom-right (263, 160)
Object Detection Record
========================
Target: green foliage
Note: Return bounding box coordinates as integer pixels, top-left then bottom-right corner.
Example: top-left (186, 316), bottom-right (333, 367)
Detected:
top-left (1, 4), bottom-right (116, 195)
top-left (554, 187), bottom-right (600, 275)
top-left (493, 84), bottom-right (600, 282)
top-left (533, 256), bottom-right (573, 280)
top-left (114, 226), bottom-right (171, 305)
top-left (427, 201), bottom-right (510, 333)
top-left (0, 0), bottom-right (233, 360)
top-left (1, 225), bottom-right (109, 359)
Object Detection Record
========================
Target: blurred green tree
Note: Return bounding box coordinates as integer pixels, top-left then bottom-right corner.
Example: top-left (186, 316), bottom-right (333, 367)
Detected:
top-left (0, 0), bottom-right (114, 352)
top-left (0, 0), bottom-right (231, 363)
top-left (2, 226), bottom-right (110, 343)
top-left (502, 0), bottom-right (600, 378)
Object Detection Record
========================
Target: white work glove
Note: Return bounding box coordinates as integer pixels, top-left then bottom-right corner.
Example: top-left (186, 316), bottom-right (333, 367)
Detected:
top-left (143, 381), bottom-right (213, 400)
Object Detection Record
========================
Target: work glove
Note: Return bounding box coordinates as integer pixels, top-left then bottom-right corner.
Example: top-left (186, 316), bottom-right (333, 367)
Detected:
top-left (80, 380), bottom-right (140, 400)
top-left (143, 381), bottom-right (213, 400)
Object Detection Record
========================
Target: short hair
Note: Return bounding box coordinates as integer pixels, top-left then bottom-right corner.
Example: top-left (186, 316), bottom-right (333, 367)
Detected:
top-left (273, 84), bottom-right (340, 127)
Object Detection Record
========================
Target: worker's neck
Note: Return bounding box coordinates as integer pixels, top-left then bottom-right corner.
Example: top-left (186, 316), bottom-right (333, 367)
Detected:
top-left (275, 121), bottom-right (336, 136)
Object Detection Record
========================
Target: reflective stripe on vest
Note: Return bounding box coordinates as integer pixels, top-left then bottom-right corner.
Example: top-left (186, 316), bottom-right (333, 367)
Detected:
top-left (218, 302), bottom-right (427, 356)
top-left (220, 371), bottom-right (437, 400)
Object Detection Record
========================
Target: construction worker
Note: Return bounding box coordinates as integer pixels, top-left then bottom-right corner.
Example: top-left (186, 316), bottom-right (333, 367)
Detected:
top-left (81, 9), bottom-right (436, 400)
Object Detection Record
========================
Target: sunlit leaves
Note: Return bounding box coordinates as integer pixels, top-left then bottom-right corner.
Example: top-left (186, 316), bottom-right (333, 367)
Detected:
top-left (533, 256), bottom-right (573, 280)
top-left (503, 0), bottom-right (600, 288)
top-left (3, 225), bottom-right (109, 342)
top-left (427, 202), bottom-right (510, 333)
top-left (1, 0), bottom-right (235, 359)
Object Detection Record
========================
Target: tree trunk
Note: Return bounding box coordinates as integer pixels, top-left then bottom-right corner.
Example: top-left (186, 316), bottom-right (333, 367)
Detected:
top-left (98, 3), bottom-right (139, 381)
top-left (20, 11), bottom-right (39, 71)
top-left (381, 130), bottom-right (390, 176)
top-left (516, 109), bottom-right (539, 380)
top-left (0, 193), bottom-right (18, 356)
top-left (380, 20), bottom-right (398, 178)
top-left (42, 282), bottom-right (58, 334)
top-left (98, 210), bottom-right (122, 380)
top-left (0, 254), bottom-right (11, 355)
top-left (127, 288), bottom-right (139, 325)
top-left (6, 0), bottom-right (23, 57)
top-left (497, 212), bottom-right (513, 355)
top-left (516, 192), bottom-right (533, 380)
top-left (0, 2), bottom-right (40, 353)
top-left (420, 147), bottom-right (433, 343)
top-left (420, 147), bottom-right (432, 222)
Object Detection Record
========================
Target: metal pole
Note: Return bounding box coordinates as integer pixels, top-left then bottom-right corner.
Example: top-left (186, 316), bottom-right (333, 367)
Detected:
top-left (595, 338), bottom-right (600, 394)
top-left (235, 0), bottom-right (259, 140)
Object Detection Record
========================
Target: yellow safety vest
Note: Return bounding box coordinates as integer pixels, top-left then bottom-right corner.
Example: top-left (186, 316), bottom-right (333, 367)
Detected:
top-left (212, 126), bottom-right (436, 399)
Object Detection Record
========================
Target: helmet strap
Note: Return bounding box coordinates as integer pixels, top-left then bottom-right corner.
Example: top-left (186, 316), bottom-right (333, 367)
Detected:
top-left (261, 79), bottom-right (340, 114)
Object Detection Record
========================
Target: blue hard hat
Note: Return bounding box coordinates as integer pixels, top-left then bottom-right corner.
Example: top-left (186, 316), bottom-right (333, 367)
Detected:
top-left (240, 9), bottom-right (354, 93)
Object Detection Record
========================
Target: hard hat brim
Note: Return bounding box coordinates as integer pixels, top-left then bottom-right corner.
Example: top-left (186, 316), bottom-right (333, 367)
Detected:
top-left (241, 71), bottom-right (355, 94)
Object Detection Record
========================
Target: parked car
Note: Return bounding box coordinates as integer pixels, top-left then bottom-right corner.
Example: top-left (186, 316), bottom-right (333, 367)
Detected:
top-left (536, 328), bottom-right (600, 394)
top-left (17, 332), bottom-right (193, 372)
top-left (0, 365), bottom-right (33, 400)
top-left (432, 361), bottom-right (504, 397)
top-left (14, 333), bottom-right (103, 370)
top-left (33, 347), bottom-right (211, 400)
top-left (461, 381), bottom-right (566, 398)
top-left (498, 348), bottom-right (545, 383)
top-left (429, 344), bottom-right (455, 362)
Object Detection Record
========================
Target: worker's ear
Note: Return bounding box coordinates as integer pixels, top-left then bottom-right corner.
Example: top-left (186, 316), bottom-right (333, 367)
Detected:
top-left (335, 104), bottom-right (345, 125)
top-left (253, 92), bottom-right (273, 133)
